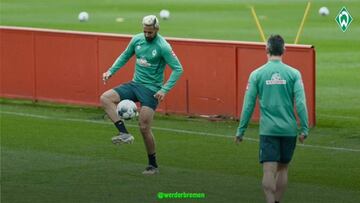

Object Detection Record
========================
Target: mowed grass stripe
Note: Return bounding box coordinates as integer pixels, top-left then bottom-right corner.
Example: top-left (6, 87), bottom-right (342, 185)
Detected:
top-left (2, 110), bottom-right (360, 152)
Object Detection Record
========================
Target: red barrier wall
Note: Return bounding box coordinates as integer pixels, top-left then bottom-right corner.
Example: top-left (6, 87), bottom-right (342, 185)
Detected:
top-left (0, 26), bottom-right (316, 126)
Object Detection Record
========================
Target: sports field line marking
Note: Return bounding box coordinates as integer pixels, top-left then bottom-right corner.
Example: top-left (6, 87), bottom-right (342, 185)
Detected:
top-left (317, 113), bottom-right (359, 120)
top-left (2, 111), bottom-right (360, 152)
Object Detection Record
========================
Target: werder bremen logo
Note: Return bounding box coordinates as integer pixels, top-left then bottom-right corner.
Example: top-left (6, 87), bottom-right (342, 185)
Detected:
top-left (335, 7), bottom-right (353, 32)
top-left (266, 73), bottom-right (286, 85)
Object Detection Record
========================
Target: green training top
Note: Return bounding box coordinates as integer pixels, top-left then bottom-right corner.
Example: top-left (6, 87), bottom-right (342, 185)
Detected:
top-left (108, 33), bottom-right (183, 93)
top-left (237, 59), bottom-right (309, 137)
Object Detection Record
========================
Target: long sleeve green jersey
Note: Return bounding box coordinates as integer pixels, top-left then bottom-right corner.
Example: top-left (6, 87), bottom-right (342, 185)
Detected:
top-left (108, 33), bottom-right (183, 93)
top-left (237, 59), bottom-right (309, 137)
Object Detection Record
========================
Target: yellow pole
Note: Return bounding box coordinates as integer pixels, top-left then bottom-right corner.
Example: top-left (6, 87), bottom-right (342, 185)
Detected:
top-left (295, 2), bottom-right (311, 44)
top-left (250, 6), bottom-right (266, 42)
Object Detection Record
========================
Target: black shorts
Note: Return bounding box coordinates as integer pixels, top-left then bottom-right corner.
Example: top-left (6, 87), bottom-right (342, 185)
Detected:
top-left (259, 135), bottom-right (297, 164)
top-left (113, 82), bottom-right (159, 110)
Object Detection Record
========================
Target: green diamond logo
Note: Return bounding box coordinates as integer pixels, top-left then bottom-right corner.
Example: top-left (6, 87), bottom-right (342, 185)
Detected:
top-left (335, 7), bottom-right (353, 32)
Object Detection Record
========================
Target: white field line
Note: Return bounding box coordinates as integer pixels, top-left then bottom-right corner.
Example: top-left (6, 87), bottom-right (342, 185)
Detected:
top-left (1, 111), bottom-right (360, 152)
top-left (317, 113), bottom-right (360, 120)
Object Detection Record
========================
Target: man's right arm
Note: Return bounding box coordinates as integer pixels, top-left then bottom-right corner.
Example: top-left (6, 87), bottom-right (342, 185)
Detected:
top-left (236, 72), bottom-right (258, 137)
top-left (107, 37), bottom-right (136, 76)
top-left (294, 71), bottom-right (309, 137)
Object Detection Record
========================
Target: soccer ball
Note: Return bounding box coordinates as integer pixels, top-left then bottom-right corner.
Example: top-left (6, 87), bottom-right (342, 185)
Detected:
top-left (159, 9), bottom-right (170, 20)
top-left (78, 11), bottom-right (89, 22)
top-left (117, 100), bottom-right (138, 120)
top-left (319, 7), bottom-right (329, 16)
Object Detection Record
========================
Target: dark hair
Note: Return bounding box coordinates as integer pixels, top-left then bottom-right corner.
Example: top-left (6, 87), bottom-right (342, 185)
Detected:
top-left (267, 35), bottom-right (285, 56)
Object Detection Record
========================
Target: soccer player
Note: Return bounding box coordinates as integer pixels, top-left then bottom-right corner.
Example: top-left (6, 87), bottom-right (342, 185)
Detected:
top-left (100, 15), bottom-right (183, 175)
top-left (234, 35), bottom-right (309, 203)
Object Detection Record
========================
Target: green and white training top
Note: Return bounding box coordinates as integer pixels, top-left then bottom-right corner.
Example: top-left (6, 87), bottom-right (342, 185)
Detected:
top-left (108, 33), bottom-right (183, 93)
top-left (237, 59), bottom-right (309, 137)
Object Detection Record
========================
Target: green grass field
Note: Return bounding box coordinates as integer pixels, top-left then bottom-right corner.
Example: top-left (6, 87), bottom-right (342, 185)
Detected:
top-left (1, 100), bottom-right (360, 203)
top-left (1, 0), bottom-right (360, 202)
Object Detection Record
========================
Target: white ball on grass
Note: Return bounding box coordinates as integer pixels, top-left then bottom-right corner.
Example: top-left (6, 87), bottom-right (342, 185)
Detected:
top-left (319, 7), bottom-right (330, 16)
top-left (78, 11), bottom-right (89, 22)
top-left (159, 9), bottom-right (170, 20)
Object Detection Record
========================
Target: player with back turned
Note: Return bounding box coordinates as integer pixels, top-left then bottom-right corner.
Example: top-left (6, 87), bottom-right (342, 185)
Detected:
top-left (100, 15), bottom-right (183, 175)
top-left (235, 35), bottom-right (309, 203)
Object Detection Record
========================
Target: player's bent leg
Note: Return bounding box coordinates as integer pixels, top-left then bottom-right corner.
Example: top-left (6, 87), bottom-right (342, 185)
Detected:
top-left (100, 89), bottom-right (133, 144)
top-left (100, 89), bottom-right (121, 122)
top-left (262, 162), bottom-right (277, 203)
top-left (138, 106), bottom-right (158, 175)
top-left (275, 163), bottom-right (289, 202)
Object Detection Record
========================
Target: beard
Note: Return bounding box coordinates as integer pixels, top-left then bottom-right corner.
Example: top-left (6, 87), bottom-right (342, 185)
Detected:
top-left (145, 37), bottom-right (154, 42)
top-left (145, 34), bottom-right (157, 42)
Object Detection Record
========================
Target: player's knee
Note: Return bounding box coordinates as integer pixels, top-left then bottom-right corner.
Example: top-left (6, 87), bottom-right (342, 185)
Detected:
top-left (100, 93), bottom-right (110, 107)
top-left (262, 170), bottom-right (276, 192)
top-left (138, 120), bottom-right (150, 134)
top-left (99, 94), bottom-right (106, 105)
top-left (262, 179), bottom-right (276, 193)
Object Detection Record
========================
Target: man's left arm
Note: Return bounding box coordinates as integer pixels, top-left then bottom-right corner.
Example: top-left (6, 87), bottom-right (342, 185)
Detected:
top-left (160, 44), bottom-right (184, 94)
top-left (294, 71), bottom-right (309, 138)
